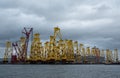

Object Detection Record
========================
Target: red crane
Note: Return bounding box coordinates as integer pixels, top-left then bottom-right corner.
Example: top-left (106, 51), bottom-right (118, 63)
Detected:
top-left (11, 42), bottom-right (21, 63)
top-left (22, 27), bottom-right (33, 62)
top-left (11, 27), bottom-right (33, 63)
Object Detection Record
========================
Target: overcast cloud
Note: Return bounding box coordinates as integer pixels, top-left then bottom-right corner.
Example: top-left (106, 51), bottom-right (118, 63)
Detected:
top-left (0, 0), bottom-right (120, 58)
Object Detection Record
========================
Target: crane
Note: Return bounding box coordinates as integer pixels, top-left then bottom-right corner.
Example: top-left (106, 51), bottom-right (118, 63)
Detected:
top-left (12, 41), bottom-right (20, 63)
top-left (22, 27), bottom-right (33, 62)
top-left (12, 27), bottom-right (33, 63)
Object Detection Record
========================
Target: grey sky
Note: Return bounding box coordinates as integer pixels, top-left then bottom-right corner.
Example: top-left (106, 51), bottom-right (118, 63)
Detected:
top-left (0, 0), bottom-right (120, 58)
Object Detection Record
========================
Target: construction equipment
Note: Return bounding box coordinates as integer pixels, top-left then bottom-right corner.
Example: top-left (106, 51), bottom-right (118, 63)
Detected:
top-left (67, 40), bottom-right (75, 63)
top-left (59, 40), bottom-right (67, 63)
top-left (106, 49), bottom-right (113, 64)
top-left (22, 27), bottom-right (33, 62)
top-left (86, 47), bottom-right (90, 56)
top-left (12, 27), bottom-right (33, 63)
top-left (95, 47), bottom-right (100, 63)
top-left (47, 36), bottom-right (56, 63)
top-left (54, 27), bottom-right (62, 41)
top-left (91, 48), bottom-right (95, 57)
top-left (2, 27), bottom-right (119, 64)
top-left (30, 33), bottom-right (42, 63)
top-left (79, 44), bottom-right (87, 63)
top-left (47, 27), bottom-right (63, 63)
top-left (74, 41), bottom-right (81, 63)
top-left (3, 41), bottom-right (13, 63)
top-left (100, 49), bottom-right (104, 57)
top-left (12, 42), bottom-right (19, 63)
top-left (44, 41), bottom-right (50, 63)
top-left (100, 49), bottom-right (105, 63)
top-left (114, 49), bottom-right (119, 63)
top-left (85, 47), bottom-right (91, 63)
top-left (79, 44), bottom-right (84, 56)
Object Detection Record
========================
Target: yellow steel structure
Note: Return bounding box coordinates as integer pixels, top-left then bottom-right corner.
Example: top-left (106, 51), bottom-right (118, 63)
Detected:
top-left (74, 41), bottom-right (81, 63)
top-left (96, 48), bottom-right (100, 57)
top-left (95, 48), bottom-right (100, 63)
top-left (54, 27), bottom-right (62, 40)
top-left (3, 41), bottom-right (13, 63)
top-left (114, 49), bottom-right (118, 63)
top-left (3, 27), bottom-right (119, 64)
top-left (40, 45), bottom-right (44, 61)
top-left (79, 44), bottom-right (84, 63)
top-left (86, 47), bottom-right (90, 56)
top-left (19, 37), bottom-right (26, 61)
top-left (46, 27), bottom-right (63, 63)
top-left (106, 49), bottom-right (113, 64)
top-left (82, 46), bottom-right (86, 63)
top-left (48, 36), bottom-right (55, 62)
top-left (110, 50), bottom-right (113, 63)
top-left (100, 49), bottom-right (104, 57)
top-left (91, 48), bottom-right (96, 63)
top-left (79, 44), bottom-right (87, 63)
top-left (44, 41), bottom-right (50, 62)
top-left (79, 44), bottom-right (84, 56)
top-left (66, 40), bottom-right (74, 62)
top-left (106, 49), bottom-right (109, 63)
top-left (91, 48), bottom-right (95, 56)
top-left (54, 46), bottom-right (60, 62)
top-left (30, 33), bottom-right (42, 63)
top-left (59, 40), bottom-right (67, 62)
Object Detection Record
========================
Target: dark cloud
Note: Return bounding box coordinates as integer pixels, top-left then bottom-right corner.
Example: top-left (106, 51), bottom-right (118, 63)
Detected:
top-left (0, 0), bottom-right (120, 58)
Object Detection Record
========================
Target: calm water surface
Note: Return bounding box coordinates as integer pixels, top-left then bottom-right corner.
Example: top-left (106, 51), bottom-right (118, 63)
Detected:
top-left (0, 65), bottom-right (120, 78)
